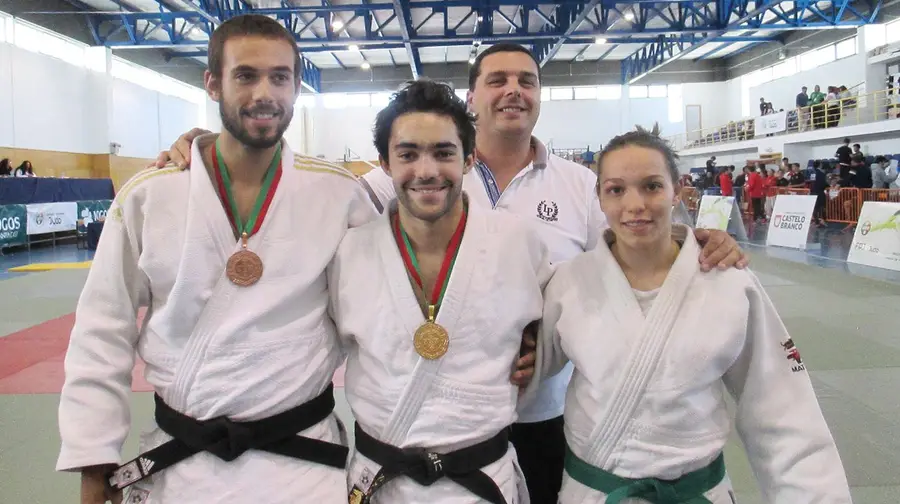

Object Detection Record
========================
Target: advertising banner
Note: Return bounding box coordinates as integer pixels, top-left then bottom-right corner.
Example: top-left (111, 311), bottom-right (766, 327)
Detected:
top-left (766, 195), bottom-right (817, 250)
top-left (848, 202), bottom-right (900, 272)
top-left (0, 204), bottom-right (27, 247)
top-left (76, 200), bottom-right (112, 232)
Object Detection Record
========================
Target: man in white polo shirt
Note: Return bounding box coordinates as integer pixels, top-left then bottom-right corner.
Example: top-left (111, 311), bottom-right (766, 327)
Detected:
top-left (357, 44), bottom-right (747, 504)
top-left (155, 44), bottom-right (746, 503)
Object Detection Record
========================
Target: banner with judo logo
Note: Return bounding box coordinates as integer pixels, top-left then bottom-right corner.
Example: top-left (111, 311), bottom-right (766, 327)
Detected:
top-left (26, 202), bottom-right (77, 235)
top-left (76, 200), bottom-right (112, 232)
top-left (848, 202), bottom-right (900, 272)
top-left (0, 205), bottom-right (27, 248)
top-left (766, 195), bottom-right (816, 250)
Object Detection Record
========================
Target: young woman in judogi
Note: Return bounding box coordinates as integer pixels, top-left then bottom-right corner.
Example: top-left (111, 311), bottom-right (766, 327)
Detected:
top-left (532, 126), bottom-right (851, 503)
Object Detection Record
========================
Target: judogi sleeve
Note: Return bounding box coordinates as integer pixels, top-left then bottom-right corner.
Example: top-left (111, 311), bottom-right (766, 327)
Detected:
top-left (722, 272), bottom-right (851, 503)
top-left (585, 181), bottom-right (605, 252)
top-left (524, 264), bottom-right (569, 406)
top-left (56, 200), bottom-right (149, 472)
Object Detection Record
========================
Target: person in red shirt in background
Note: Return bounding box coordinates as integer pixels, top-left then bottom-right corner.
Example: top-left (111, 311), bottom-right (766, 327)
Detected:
top-left (746, 164), bottom-right (766, 222)
top-left (763, 168), bottom-right (778, 218)
top-left (719, 166), bottom-right (734, 196)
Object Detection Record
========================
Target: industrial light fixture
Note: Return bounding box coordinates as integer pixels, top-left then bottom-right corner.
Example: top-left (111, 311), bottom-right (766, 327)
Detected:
top-left (331, 19), bottom-right (344, 30)
top-left (361, 62), bottom-right (371, 70)
top-left (469, 57), bottom-right (476, 64)
top-left (477, 15), bottom-right (484, 22)
top-left (349, 44), bottom-right (359, 51)
top-left (624, 11), bottom-right (635, 21)
top-left (595, 37), bottom-right (607, 45)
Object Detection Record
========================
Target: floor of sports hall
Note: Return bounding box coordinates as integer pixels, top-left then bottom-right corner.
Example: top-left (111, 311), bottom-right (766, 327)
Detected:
top-left (1, 223), bottom-right (899, 504)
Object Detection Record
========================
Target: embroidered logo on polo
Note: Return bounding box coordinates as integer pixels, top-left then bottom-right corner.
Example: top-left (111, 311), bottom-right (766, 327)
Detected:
top-left (781, 338), bottom-right (805, 372)
top-left (536, 200), bottom-right (559, 222)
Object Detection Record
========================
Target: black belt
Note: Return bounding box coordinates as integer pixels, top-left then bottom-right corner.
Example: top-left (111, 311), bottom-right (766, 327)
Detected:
top-left (106, 383), bottom-right (348, 491)
top-left (352, 423), bottom-right (509, 504)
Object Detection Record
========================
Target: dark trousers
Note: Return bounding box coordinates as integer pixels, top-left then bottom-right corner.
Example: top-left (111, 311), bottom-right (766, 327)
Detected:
top-left (752, 197), bottom-right (765, 220)
top-left (509, 416), bottom-right (566, 504)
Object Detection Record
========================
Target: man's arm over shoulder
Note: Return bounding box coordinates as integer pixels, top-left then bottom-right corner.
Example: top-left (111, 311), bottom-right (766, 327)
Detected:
top-left (292, 155), bottom-right (380, 228)
top-left (359, 167), bottom-right (396, 214)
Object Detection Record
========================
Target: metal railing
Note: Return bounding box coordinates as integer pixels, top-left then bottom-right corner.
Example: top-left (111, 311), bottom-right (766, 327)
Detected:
top-left (668, 86), bottom-right (900, 151)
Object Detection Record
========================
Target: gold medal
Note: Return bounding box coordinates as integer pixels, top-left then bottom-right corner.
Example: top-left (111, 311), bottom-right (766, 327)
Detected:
top-left (414, 320), bottom-right (450, 360)
top-left (226, 232), bottom-right (263, 286)
top-left (392, 207), bottom-right (467, 362)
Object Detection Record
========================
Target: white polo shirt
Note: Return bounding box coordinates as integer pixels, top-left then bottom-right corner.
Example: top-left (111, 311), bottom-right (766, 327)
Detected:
top-left (361, 137), bottom-right (607, 423)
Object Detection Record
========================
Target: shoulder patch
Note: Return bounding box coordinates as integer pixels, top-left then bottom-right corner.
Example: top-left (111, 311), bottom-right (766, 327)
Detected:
top-left (293, 154), bottom-right (357, 181)
top-left (114, 166), bottom-right (182, 207)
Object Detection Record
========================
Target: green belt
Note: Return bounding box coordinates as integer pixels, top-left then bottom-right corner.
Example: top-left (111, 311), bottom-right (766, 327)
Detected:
top-left (564, 445), bottom-right (725, 504)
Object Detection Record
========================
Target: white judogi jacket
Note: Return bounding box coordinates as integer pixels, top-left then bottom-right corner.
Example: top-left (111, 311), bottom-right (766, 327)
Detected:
top-left (327, 197), bottom-right (553, 503)
top-left (534, 224), bottom-right (851, 504)
top-left (56, 135), bottom-right (377, 503)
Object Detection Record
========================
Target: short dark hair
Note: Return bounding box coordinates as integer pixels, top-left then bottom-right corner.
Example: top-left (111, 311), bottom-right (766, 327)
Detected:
top-left (468, 43), bottom-right (541, 91)
top-left (373, 79), bottom-right (477, 161)
top-left (843, 137), bottom-right (851, 144)
top-left (208, 14), bottom-right (302, 82)
top-left (853, 143), bottom-right (861, 149)
top-left (596, 123), bottom-right (680, 186)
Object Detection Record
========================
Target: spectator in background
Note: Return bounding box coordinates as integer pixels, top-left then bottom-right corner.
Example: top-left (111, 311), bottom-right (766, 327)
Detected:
top-left (850, 158), bottom-right (873, 189)
top-left (706, 155), bottom-right (717, 174)
top-left (13, 160), bottom-right (35, 177)
top-left (780, 157), bottom-right (790, 171)
top-left (776, 168), bottom-right (790, 187)
top-left (812, 161), bottom-right (829, 225)
top-left (872, 156), bottom-right (898, 189)
top-left (836, 137), bottom-right (852, 183)
top-left (788, 163), bottom-right (807, 187)
top-left (759, 97), bottom-right (767, 115)
top-left (747, 165), bottom-right (766, 222)
top-left (809, 85), bottom-right (826, 128)
top-left (734, 166), bottom-right (748, 210)
top-left (850, 144), bottom-right (865, 167)
top-left (763, 168), bottom-right (778, 217)
top-left (0, 158), bottom-right (11, 177)
top-left (797, 86), bottom-right (810, 130)
top-left (719, 165), bottom-right (733, 196)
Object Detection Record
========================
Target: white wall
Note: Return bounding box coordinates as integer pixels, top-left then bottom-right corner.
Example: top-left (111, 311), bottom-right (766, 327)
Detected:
top-left (748, 53), bottom-right (866, 113)
top-left (682, 82), bottom-right (731, 133)
top-left (0, 41), bottom-right (15, 148)
top-left (0, 38), bottom-right (204, 157)
top-left (300, 82), bottom-right (728, 162)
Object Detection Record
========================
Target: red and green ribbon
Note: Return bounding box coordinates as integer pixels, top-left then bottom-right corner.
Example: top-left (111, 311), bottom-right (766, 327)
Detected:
top-left (391, 205), bottom-right (467, 320)
top-left (212, 139), bottom-right (282, 237)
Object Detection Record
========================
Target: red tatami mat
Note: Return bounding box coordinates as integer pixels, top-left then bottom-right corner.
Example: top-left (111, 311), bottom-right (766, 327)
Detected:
top-left (0, 311), bottom-right (346, 395)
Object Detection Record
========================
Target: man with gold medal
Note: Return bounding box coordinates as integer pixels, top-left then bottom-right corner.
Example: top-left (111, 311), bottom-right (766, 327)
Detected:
top-left (327, 79), bottom-right (551, 504)
top-left (55, 15), bottom-right (376, 504)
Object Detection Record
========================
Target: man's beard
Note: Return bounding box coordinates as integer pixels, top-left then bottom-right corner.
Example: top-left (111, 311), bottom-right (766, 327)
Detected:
top-left (220, 101), bottom-right (292, 150)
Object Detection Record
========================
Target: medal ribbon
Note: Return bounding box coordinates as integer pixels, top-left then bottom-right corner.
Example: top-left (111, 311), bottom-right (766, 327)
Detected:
top-left (391, 205), bottom-right (467, 321)
top-left (212, 139), bottom-right (283, 238)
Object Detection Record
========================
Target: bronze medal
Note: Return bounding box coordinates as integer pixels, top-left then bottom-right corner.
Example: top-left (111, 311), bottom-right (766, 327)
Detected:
top-left (413, 321), bottom-right (450, 360)
top-left (226, 248), bottom-right (263, 286)
top-left (212, 141), bottom-right (281, 289)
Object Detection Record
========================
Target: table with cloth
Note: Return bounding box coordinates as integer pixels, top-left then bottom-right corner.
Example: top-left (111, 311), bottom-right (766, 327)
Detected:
top-left (0, 177), bottom-right (115, 205)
